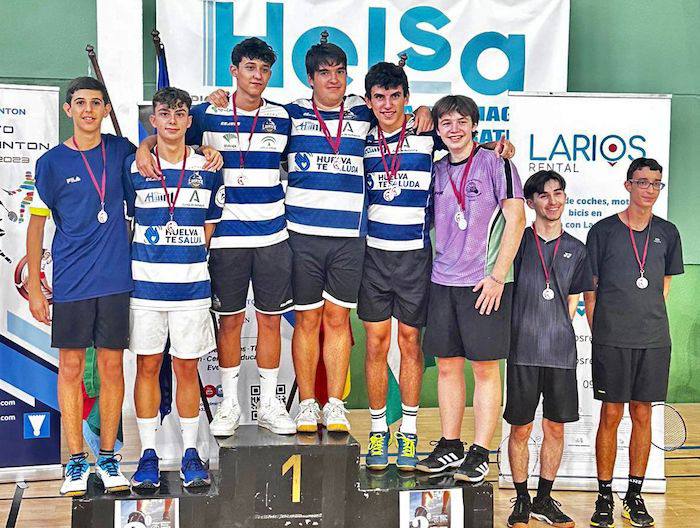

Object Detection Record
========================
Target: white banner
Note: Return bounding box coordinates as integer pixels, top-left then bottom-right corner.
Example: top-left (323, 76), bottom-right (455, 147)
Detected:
top-left (499, 92), bottom-right (672, 493)
top-left (156, 0), bottom-right (570, 143)
top-left (0, 84), bottom-right (62, 481)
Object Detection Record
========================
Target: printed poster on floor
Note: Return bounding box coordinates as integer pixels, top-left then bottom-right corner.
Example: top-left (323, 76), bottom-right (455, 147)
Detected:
top-left (399, 488), bottom-right (464, 528)
top-left (499, 92), bottom-right (671, 493)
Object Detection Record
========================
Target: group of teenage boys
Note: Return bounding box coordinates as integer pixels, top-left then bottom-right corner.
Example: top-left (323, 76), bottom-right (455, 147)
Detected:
top-left (27, 33), bottom-right (682, 528)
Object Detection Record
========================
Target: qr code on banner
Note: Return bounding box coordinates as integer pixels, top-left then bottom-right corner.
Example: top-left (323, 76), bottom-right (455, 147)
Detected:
top-left (115, 498), bottom-right (178, 528)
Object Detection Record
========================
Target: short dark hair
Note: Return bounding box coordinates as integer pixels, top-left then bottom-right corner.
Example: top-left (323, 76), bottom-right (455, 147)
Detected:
top-left (65, 76), bottom-right (109, 105)
top-left (152, 87), bottom-right (192, 112)
top-left (432, 95), bottom-right (479, 129)
top-left (305, 41), bottom-right (347, 78)
top-left (523, 170), bottom-right (567, 200)
top-left (364, 62), bottom-right (409, 98)
top-left (627, 157), bottom-right (663, 180)
top-left (231, 37), bottom-right (276, 67)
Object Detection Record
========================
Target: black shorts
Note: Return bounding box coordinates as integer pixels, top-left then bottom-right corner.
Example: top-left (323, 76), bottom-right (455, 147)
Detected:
top-left (288, 232), bottom-right (365, 310)
top-left (592, 344), bottom-right (671, 403)
top-left (423, 282), bottom-right (512, 361)
top-left (51, 292), bottom-right (130, 349)
top-left (504, 363), bottom-right (579, 425)
top-left (209, 241), bottom-right (294, 315)
top-left (357, 246), bottom-right (432, 328)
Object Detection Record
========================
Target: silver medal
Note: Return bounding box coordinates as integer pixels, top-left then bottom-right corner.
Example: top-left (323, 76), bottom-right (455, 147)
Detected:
top-left (383, 188), bottom-right (396, 202)
top-left (542, 287), bottom-right (555, 300)
top-left (97, 209), bottom-right (108, 224)
top-left (393, 184), bottom-right (401, 196)
top-left (455, 211), bottom-right (467, 231)
top-left (237, 173), bottom-right (247, 186)
top-left (165, 220), bottom-right (178, 233)
top-left (636, 276), bottom-right (648, 289)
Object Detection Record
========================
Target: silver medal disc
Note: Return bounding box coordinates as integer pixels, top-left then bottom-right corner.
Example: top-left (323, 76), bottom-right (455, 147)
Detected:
top-left (383, 188), bottom-right (396, 202)
top-left (237, 174), bottom-right (246, 186)
top-left (457, 218), bottom-right (467, 231)
top-left (165, 220), bottom-right (178, 233)
top-left (97, 209), bottom-right (108, 224)
top-left (636, 276), bottom-right (649, 289)
top-left (393, 185), bottom-right (401, 196)
top-left (542, 287), bottom-right (555, 300)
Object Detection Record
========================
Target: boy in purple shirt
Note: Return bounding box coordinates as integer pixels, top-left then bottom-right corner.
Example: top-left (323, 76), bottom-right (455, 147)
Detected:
top-left (416, 96), bottom-right (525, 482)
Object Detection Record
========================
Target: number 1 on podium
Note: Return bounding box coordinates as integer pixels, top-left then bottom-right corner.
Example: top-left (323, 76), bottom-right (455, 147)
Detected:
top-left (281, 454), bottom-right (301, 503)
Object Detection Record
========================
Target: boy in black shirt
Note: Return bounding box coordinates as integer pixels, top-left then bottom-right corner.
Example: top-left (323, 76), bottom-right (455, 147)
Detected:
top-left (505, 171), bottom-right (593, 528)
top-left (585, 158), bottom-right (683, 528)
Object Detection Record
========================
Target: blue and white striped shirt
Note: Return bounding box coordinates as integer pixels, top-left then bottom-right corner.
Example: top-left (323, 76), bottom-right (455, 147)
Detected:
top-left (285, 95), bottom-right (372, 238)
top-left (364, 117), bottom-right (434, 251)
top-left (123, 151), bottom-right (225, 310)
top-left (186, 100), bottom-right (290, 249)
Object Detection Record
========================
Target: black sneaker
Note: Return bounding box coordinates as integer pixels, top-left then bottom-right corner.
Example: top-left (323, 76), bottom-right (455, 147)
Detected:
top-left (415, 438), bottom-right (465, 473)
top-left (590, 494), bottom-right (615, 527)
top-left (622, 493), bottom-right (655, 527)
top-left (531, 495), bottom-right (574, 527)
top-left (453, 444), bottom-right (489, 482)
top-left (507, 495), bottom-right (531, 527)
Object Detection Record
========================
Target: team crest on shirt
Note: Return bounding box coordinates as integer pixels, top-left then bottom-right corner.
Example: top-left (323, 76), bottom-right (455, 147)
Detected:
top-left (188, 172), bottom-right (203, 188)
top-left (343, 109), bottom-right (357, 120)
top-left (262, 118), bottom-right (276, 133)
top-left (466, 181), bottom-right (481, 197)
top-left (222, 133), bottom-right (238, 147)
top-left (215, 186), bottom-right (226, 207)
top-left (295, 152), bottom-right (311, 171)
top-left (145, 226), bottom-right (160, 245)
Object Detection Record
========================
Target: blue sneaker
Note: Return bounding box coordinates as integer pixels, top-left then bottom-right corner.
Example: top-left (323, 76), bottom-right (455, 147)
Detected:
top-left (395, 431), bottom-right (418, 471)
top-left (366, 431), bottom-right (390, 470)
top-left (180, 448), bottom-right (210, 488)
top-left (131, 449), bottom-right (160, 489)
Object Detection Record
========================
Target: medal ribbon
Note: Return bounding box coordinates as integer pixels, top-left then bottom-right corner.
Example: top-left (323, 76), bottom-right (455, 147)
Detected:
top-left (232, 92), bottom-right (261, 170)
top-left (626, 211), bottom-right (652, 276)
top-left (377, 116), bottom-right (408, 186)
top-left (154, 146), bottom-right (188, 221)
top-left (532, 223), bottom-right (562, 288)
top-left (72, 136), bottom-right (107, 209)
top-left (447, 143), bottom-right (480, 212)
top-left (312, 99), bottom-right (344, 154)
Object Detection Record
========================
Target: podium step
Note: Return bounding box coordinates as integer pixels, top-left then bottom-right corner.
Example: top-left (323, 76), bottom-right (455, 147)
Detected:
top-left (71, 427), bottom-right (494, 527)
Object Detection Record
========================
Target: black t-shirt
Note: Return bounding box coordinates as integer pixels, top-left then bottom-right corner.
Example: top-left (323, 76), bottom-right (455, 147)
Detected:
top-left (586, 214), bottom-right (684, 348)
top-left (510, 227), bottom-right (594, 369)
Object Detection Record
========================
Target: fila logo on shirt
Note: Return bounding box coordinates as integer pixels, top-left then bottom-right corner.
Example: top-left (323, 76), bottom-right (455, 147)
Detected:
top-left (653, 237), bottom-right (662, 244)
top-left (65, 176), bottom-right (81, 184)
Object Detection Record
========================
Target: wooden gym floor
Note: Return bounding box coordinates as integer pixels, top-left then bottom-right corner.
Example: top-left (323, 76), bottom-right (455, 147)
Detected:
top-left (1, 404), bottom-right (700, 527)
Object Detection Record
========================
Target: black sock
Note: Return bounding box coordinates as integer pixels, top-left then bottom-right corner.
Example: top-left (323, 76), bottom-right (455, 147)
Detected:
top-left (514, 480), bottom-right (530, 499)
top-left (99, 448), bottom-right (114, 459)
top-left (70, 452), bottom-right (86, 463)
top-left (598, 478), bottom-right (613, 497)
top-left (626, 475), bottom-right (644, 498)
top-left (536, 477), bottom-right (554, 499)
top-left (442, 437), bottom-right (462, 448)
top-left (472, 444), bottom-right (489, 460)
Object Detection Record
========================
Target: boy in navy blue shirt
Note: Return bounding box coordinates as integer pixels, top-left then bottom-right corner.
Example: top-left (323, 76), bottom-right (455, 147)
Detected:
top-left (27, 77), bottom-right (135, 495)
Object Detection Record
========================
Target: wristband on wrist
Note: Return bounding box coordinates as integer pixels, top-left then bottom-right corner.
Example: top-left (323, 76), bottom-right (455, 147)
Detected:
top-left (488, 274), bottom-right (504, 285)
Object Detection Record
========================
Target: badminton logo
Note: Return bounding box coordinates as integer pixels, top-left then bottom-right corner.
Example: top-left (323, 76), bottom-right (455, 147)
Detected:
top-left (23, 412), bottom-right (50, 439)
top-left (14, 250), bottom-right (53, 302)
top-left (2, 170), bottom-right (35, 223)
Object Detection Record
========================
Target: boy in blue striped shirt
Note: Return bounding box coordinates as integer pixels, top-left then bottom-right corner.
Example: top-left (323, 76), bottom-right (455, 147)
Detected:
top-left (123, 87), bottom-right (225, 489)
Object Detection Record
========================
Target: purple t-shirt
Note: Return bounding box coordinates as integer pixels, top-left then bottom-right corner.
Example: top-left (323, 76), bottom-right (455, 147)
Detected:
top-left (431, 147), bottom-right (523, 287)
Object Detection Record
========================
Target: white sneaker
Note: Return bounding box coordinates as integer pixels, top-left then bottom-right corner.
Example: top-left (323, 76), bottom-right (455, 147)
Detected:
top-left (321, 399), bottom-right (350, 433)
top-left (295, 399), bottom-right (321, 433)
top-left (95, 454), bottom-right (130, 493)
top-left (209, 402), bottom-right (241, 437)
top-left (60, 455), bottom-right (90, 496)
top-left (257, 398), bottom-right (297, 435)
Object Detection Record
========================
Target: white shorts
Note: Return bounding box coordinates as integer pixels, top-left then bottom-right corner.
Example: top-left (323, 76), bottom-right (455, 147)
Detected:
top-left (129, 308), bottom-right (216, 360)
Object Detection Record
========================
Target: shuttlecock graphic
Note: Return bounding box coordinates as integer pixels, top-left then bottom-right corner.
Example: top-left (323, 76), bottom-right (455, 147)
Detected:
top-left (28, 414), bottom-right (46, 437)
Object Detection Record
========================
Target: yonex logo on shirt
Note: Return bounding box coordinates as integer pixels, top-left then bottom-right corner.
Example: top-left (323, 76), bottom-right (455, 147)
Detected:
top-left (654, 237), bottom-right (662, 243)
top-left (563, 252), bottom-right (572, 258)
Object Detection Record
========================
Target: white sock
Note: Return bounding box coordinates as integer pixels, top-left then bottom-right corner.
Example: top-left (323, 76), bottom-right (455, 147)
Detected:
top-left (180, 416), bottom-right (199, 450)
top-left (370, 406), bottom-right (388, 433)
top-left (220, 365), bottom-right (240, 408)
top-left (258, 367), bottom-right (279, 406)
top-left (399, 403), bottom-right (419, 435)
top-left (136, 415), bottom-right (159, 455)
